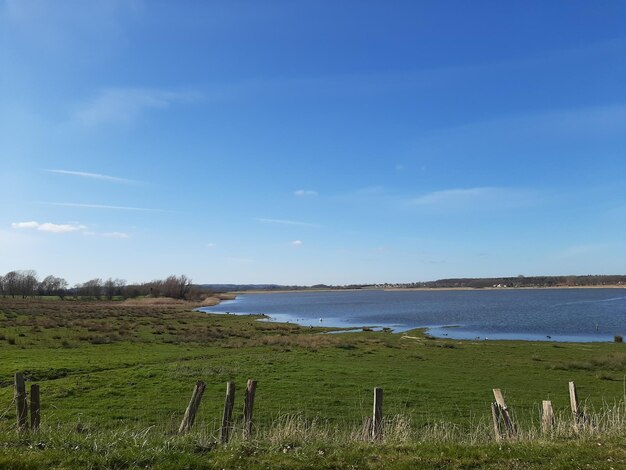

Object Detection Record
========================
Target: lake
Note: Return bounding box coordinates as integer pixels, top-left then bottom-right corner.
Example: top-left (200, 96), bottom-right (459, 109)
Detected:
top-left (198, 288), bottom-right (626, 342)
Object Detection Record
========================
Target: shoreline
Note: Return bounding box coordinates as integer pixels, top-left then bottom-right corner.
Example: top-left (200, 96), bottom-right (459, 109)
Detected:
top-left (233, 285), bottom-right (626, 294)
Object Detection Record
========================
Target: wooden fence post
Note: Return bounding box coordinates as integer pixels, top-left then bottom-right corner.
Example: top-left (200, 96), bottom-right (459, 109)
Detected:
top-left (569, 381), bottom-right (583, 432)
top-left (492, 389), bottom-right (517, 439)
top-left (491, 402), bottom-right (503, 441)
top-left (243, 379), bottom-right (257, 440)
top-left (14, 373), bottom-right (28, 432)
top-left (371, 387), bottom-right (383, 441)
top-left (30, 384), bottom-right (40, 431)
top-left (542, 400), bottom-right (554, 434)
top-left (178, 381), bottom-right (206, 434)
top-left (220, 381), bottom-right (236, 444)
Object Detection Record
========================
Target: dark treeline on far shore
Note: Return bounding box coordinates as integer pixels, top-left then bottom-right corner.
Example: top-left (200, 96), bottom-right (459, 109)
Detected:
top-left (1, 271), bottom-right (624, 300)
top-left (204, 274), bottom-right (626, 292)
top-left (0, 270), bottom-right (214, 301)
top-left (401, 274), bottom-right (626, 289)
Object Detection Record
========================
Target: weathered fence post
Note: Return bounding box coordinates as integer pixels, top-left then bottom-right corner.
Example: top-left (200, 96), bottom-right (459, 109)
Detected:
top-left (542, 400), bottom-right (554, 434)
top-left (14, 372), bottom-right (28, 432)
top-left (491, 402), bottom-right (503, 441)
top-left (492, 389), bottom-right (517, 439)
top-left (30, 384), bottom-right (40, 431)
top-left (569, 381), bottom-right (583, 432)
top-left (243, 379), bottom-right (257, 440)
top-left (371, 387), bottom-right (383, 441)
top-left (220, 381), bottom-right (236, 444)
top-left (178, 381), bottom-right (206, 434)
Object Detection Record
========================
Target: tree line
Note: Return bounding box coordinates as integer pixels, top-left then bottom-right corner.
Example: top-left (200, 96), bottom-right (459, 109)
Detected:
top-left (0, 270), bottom-right (206, 300)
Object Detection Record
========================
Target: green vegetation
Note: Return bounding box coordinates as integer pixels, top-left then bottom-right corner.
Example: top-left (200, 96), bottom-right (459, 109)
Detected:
top-left (1, 299), bottom-right (626, 468)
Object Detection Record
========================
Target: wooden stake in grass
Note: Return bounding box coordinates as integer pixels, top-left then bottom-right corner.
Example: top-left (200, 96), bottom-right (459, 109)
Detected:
top-left (30, 384), bottom-right (40, 432)
top-left (178, 381), bottom-right (206, 434)
top-left (14, 372), bottom-right (28, 432)
top-left (371, 387), bottom-right (383, 441)
top-left (569, 381), bottom-right (583, 432)
top-left (492, 389), bottom-right (516, 439)
top-left (542, 400), bottom-right (554, 434)
top-left (220, 381), bottom-right (235, 444)
top-left (243, 379), bottom-right (257, 440)
top-left (491, 402), bottom-right (503, 442)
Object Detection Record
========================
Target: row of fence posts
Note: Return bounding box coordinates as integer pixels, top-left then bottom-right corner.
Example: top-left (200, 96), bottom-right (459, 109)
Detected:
top-left (491, 381), bottom-right (587, 441)
top-left (12, 371), bottom-right (586, 442)
top-left (173, 381), bottom-right (385, 443)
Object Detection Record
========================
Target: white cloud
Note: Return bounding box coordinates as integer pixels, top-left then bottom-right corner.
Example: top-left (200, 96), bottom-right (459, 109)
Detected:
top-left (12, 221), bottom-right (86, 233)
top-left (102, 232), bottom-right (129, 239)
top-left (207, 243), bottom-right (217, 248)
top-left (254, 217), bottom-right (318, 227)
top-left (45, 169), bottom-right (143, 184)
top-left (73, 88), bottom-right (202, 127)
top-left (11, 221), bottom-right (39, 229)
top-left (294, 189), bottom-right (318, 197)
top-left (292, 240), bottom-right (303, 246)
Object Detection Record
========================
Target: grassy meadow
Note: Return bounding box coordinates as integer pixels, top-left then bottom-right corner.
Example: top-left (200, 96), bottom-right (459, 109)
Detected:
top-left (1, 297), bottom-right (626, 468)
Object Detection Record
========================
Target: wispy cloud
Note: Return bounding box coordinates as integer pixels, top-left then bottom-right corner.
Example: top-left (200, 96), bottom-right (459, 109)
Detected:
top-left (38, 202), bottom-right (171, 213)
top-left (294, 189), bottom-right (318, 197)
top-left (292, 240), bottom-right (303, 246)
top-left (11, 221), bottom-right (86, 233)
top-left (73, 88), bottom-right (202, 126)
top-left (254, 217), bottom-right (318, 227)
top-left (409, 187), bottom-right (537, 210)
top-left (102, 232), bottom-right (129, 239)
top-left (207, 243), bottom-right (217, 248)
top-left (45, 169), bottom-right (143, 184)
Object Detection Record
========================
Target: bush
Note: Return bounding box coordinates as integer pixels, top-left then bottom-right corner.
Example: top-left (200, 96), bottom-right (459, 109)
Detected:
top-left (615, 335), bottom-right (623, 343)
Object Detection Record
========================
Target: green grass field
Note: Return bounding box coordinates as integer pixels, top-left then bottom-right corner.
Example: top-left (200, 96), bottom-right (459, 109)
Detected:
top-left (1, 298), bottom-right (626, 468)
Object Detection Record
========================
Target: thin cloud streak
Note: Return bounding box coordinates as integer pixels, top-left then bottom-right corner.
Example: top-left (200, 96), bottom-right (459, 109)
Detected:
top-left (45, 169), bottom-right (144, 184)
top-left (101, 232), bottom-right (130, 239)
top-left (38, 202), bottom-right (173, 213)
top-left (294, 189), bottom-right (318, 197)
top-left (254, 217), bottom-right (318, 227)
top-left (73, 88), bottom-right (203, 127)
top-left (409, 187), bottom-right (538, 209)
top-left (11, 221), bottom-right (86, 233)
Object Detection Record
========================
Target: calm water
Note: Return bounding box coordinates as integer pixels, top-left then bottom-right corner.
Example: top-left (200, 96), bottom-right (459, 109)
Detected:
top-left (199, 288), bottom-right (626, 342)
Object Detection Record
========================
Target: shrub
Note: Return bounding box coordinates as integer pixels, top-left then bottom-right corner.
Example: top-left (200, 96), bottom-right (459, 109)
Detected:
top-left (615, 335), bottom-right (623, 343)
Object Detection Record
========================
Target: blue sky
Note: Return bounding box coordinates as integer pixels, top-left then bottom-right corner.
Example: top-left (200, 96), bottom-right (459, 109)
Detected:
top-left (1, 0), bottom-right (625, 285)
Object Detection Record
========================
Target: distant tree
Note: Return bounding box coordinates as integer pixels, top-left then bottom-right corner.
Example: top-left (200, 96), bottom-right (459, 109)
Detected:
top-left (162, 275), bottom-right (192, 299)
top-left (4, 271), bottom-right (19, 298)
top-left (104, 278), bottom-right (126, 300)
top-left (39, 275), bottom-right (68, 298)
top-left (18, 270), bottom-right (38, 298)
top-left (79, 278), bottom-right (103, 299)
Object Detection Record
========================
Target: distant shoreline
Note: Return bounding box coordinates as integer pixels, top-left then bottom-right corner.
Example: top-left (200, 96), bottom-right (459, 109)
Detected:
top-left (233, 285), bottom-right (626, 295)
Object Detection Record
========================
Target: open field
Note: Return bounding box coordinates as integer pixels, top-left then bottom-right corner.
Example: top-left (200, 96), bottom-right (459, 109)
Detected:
top-left (1, 298), bottom-right (626, 468)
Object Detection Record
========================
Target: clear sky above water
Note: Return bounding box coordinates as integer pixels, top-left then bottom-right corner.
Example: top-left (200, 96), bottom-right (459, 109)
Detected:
top-left (1, 1), bottom-right (625, 285)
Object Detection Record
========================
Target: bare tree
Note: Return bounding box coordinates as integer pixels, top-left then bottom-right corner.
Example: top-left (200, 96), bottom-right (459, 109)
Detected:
top-left (104, 278), bottom-right (126, 300)
top-left (19, 270), bottom-right (38, 298)
top-left (163, 275), bottom-right (192, 299)
top-left (39, 275), bottom-right (68, 298)
top-left (4, 271), bottom-right (19, 298)
top-left (79, 278), bottom-right (103, 299)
